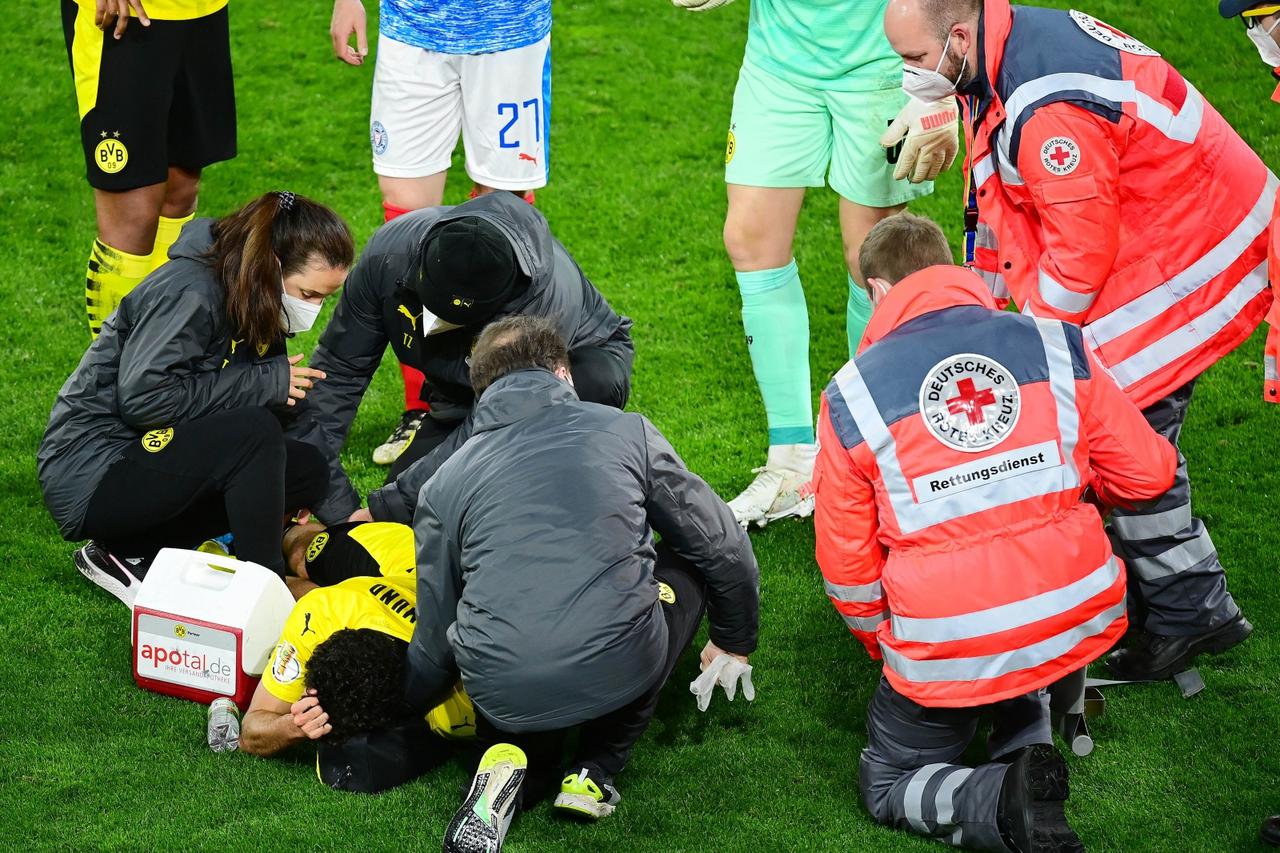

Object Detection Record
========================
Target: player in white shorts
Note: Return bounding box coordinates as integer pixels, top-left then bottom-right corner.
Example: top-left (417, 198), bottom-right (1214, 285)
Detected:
top-left (328, 0), bottom-right (553, 465)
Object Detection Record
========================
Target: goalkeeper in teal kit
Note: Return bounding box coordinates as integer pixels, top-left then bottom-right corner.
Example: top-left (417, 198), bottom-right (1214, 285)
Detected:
top-left (673, 0), bottom-right (959, 527)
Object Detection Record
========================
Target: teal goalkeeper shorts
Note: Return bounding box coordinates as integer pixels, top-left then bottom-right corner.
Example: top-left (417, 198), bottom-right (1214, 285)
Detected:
top-left (724, 60), bottom-right (933, 208)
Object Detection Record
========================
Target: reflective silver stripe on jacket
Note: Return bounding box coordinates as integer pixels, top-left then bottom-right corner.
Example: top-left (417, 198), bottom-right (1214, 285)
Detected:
top-left (825, 577), bottom-right (883, 604)
top-left (1037, 269), bottom-right (1096, 315)
top-left (1003, 73), bottom-right (1204, 146)
top-left (881, 600), bottom-right (1125, 684)
top-left (1085, 173), bottom-right (1277, 350)
top-left (890, 556), bottom-right (1120, 644)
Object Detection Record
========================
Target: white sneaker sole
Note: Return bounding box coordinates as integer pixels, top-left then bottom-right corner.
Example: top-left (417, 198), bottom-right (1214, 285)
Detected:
top-left (74, 548), bottom-right (138, 608)
top-left (553, 792), bottom-right (616, 820)
top-left (371, 440), bottom-right (408, 466)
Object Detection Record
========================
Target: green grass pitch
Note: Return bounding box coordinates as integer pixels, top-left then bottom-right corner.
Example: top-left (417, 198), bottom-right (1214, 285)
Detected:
top-left (2, 1), bottom-right (1279, 850)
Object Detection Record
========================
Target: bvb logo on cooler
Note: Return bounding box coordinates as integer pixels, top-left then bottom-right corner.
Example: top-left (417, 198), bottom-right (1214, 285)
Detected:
top-left (95, 137), bottom-right (128, 174)
top-left (141, 428), bottom-right (174, 453)
top-left (306, 532), bottom-right (329, 563)
top-left (919, 354), bottom-right (1021, 452)
top-left (173, 624), bottom-right (187, 639)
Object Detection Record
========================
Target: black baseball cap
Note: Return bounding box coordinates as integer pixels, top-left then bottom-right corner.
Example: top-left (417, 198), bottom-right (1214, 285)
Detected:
top-left (1220, 0), bottom-right (1270, 18)
top-left (414, 218), bottom-right (529, 326)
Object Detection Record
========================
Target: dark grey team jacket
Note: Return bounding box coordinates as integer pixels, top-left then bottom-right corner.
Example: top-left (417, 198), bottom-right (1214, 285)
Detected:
top-left (286, 191), bottom-right (634, 524)
top-left (404, 369), bottom-right (760, 733)
top-left (37, 220), bottom-right (290, 539)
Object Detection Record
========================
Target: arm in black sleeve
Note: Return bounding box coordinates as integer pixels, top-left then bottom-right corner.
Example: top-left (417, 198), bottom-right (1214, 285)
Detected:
top-left (285, 254), bottom-right (394, 522)
top-left (640, 417), bottom-right (760, 655)
top-left (403, 493), bottom-right (463, 712)
top-left (116, 288), bottom-right (288, 429)
top-left (367, 411), bottom-right (476, 524)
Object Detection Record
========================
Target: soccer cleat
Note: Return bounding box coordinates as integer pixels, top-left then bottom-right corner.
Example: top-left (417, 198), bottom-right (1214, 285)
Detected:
top-left (727, 443), bottom-right (817, 529)
top-left (996, 744), bottom-right (1084, 853)
top-left (553, 768), bottom-right (621, 820)
top-left (443, 744), bottom-right (527, 853)
top-left (372, 409), bottom-right (426, 466)
top-left (73, 542), bottom-right (146, 608)
top-left (1261, 815), bottom-right (1280, 847)
top-left (1105, 615), bottom-right (1253, 682)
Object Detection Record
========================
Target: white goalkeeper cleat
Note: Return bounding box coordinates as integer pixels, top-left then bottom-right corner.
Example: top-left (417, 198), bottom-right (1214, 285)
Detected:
top-left (727, 443), bottom-right (816, 529)
top-left (372, 409), bottom-right (426, 466)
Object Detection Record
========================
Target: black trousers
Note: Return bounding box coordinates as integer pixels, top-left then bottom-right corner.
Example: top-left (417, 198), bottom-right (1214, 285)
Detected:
top-left (388, 332), bottom-right (636, 483)
top-left (82, 409), bottom-right (327, 575)
top-left (472, 543), bottom-right (708, 807)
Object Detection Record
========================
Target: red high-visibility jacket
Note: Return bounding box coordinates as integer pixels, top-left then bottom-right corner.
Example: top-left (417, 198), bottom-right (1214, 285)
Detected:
top-left (813, 267), bottom-right (1177, 707)
top-left (963, 0), bottom-right (1274, 410)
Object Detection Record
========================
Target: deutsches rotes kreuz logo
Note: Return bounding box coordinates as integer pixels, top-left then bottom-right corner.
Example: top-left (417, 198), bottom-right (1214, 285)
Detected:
top-left (1069, 10), bottom-right (1159, 56)
top-left (919, 354), bottom-right (1021, 452)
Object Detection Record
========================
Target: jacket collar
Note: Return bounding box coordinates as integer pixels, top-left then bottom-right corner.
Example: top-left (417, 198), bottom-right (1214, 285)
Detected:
top-left (962, 0), bottom-right (1014, 155)
top-left (861, 266), bottom-right (998, 350)
top-left (470, 368), bottom-right (579, 434)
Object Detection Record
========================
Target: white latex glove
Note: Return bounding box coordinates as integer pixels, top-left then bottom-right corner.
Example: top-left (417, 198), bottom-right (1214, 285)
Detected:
top-left (690, 653), bottom-right (756, 711)
top-left (880, 95), bottom-right (960, 183)
top-left (671, 0), bottom-right (735, 11)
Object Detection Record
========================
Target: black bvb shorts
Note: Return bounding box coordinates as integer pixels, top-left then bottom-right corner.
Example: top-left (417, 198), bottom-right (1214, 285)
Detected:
top-left (62, 0), bottom-right (237, 191)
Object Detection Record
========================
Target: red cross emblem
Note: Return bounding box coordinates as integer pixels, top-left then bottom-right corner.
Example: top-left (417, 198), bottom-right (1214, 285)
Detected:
top-left (1048, 146), bottom-right (1072, 166)
top-left (946, 378), bottom-right (997, 425)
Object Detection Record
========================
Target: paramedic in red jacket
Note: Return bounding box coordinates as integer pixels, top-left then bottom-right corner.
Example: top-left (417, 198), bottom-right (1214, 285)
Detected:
top-left (882, 0), bottom-right (1263, 682)
top-left (814, 213), bottom-right (1176, 852)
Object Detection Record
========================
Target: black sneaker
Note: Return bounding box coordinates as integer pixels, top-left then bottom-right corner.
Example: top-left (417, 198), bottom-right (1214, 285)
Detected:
top-left (372, 409), bottom-right (426, 466)
top-left (1105, 615), bottom-right (1253, 682)
top-left (997, 744), bottom-right (1084, 853)
top-left (74, 542), bottom-right (146, 607)
top-left (1261, 815), bottom-right (1280, 847)
top-left (443, 744), bottom-right (527, 853)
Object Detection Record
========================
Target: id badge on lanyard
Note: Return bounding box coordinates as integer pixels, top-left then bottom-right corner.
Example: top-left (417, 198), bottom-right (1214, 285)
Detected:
top-left (961, 94), bottom-right (980, 267)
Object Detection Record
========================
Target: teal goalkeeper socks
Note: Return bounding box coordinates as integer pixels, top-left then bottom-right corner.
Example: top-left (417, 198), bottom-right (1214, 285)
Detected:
top-left (847, 274), bottom-right (873, 359)
top-left (737, 261), bottom-right (815, 446)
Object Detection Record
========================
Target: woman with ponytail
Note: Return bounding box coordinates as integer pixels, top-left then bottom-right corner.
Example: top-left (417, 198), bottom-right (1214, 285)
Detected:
top-left (38, 191), bottom-right (355, 606)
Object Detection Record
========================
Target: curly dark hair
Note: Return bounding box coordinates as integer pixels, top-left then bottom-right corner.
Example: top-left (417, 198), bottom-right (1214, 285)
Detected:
top-left (304, 629), bottom-right (412, 741)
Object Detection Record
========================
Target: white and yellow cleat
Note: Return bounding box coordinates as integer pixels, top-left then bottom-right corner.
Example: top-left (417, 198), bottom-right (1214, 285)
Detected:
top-left (726, 443), bottom-right (816, 529)
top-left (372, 409), bottom-right (426, 466)
top-left (553, 767), bottom-right (622, 821)
top-left (443, 744), bottom-right (527, 853)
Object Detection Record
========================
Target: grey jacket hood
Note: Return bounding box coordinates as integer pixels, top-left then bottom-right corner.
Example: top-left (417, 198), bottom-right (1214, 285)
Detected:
top-left (469, 369), bottom-right (578, 434)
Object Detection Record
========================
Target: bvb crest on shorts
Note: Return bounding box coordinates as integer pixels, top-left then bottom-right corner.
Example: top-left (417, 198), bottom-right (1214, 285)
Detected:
top-left (725, 129), bottom-right (736, 165)
top-left (94, 133), bottom-right (128, 174)
top-left (141, 428), bottom-right (174, 453)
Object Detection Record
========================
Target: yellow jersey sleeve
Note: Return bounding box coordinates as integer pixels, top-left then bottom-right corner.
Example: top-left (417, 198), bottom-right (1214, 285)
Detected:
top-left (348, 522), bottom-right (417, 577)
top-left (261, 587), bottom-right (351, 705)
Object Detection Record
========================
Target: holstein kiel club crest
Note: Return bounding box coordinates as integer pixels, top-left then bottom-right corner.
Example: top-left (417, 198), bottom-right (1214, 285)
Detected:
top-left (919, 354), bottom-right (1021, 452)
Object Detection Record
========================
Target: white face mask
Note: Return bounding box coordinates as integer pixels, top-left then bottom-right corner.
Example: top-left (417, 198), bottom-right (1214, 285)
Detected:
top-left (422, 306), bottom-right (463, 336)
top-left (902, 32), bottom-right (968, 102)
top-left (281, 291), bottom-right (322, 334)
top-left (1248, 19), bottom-right (1280, 68)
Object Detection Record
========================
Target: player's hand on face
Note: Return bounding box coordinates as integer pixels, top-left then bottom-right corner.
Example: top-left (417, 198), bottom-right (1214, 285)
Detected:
top-left (330, 0), bottom-right (369, 66)
top-left (290, 690), bottom-right (333, 740)
top-left (96, 0), bottom-right (150, 39)
top-left (286, 353), bottom-right (326, 406)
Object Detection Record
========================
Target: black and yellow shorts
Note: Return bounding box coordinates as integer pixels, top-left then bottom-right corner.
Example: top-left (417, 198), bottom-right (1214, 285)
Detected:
top-left (61, 0), bottom-right (237, 191)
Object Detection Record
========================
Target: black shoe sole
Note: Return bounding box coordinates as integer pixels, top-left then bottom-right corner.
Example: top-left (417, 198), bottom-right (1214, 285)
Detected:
top-left (1108, 616), bottom-right (1254, 682)
top-left (1002, 746), bottom-right (1085, 853)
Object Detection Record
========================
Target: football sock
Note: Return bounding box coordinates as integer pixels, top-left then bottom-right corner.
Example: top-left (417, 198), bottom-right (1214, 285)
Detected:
top-left (382, 201), bottom-right (412, 222)
top-left (847, 274), bottom-right (873, 358)
top-left (85, 239), bottom-right (149, 339)
top-left (382, 201), bottom-right (433, 412)
top-left (148, 212), bottom-right (194, 273)
top-left (401, 362), bottom-right (430, 412)
top-left (737, 260), bottom-right (815, 447)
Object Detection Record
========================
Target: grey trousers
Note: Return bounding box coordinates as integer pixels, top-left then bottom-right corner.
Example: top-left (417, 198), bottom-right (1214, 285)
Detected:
top-left (860, 677), bottom-right (1051, 851)
top-left (1109, 380), bottom-right (1241, 636)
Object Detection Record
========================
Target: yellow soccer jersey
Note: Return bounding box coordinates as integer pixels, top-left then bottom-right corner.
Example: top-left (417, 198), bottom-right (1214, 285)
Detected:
top-left (262, 574), bottom-right (474, 739)
top-left (76, 0), bottom-right (228, 21)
